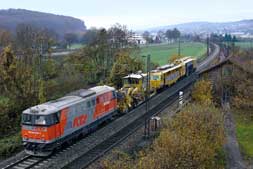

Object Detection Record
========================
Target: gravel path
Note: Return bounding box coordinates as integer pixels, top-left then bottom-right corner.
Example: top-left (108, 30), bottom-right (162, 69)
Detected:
top-left (224, 104), bottom-right (246, 169)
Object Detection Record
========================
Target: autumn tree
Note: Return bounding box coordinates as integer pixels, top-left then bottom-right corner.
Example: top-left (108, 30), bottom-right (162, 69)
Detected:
top-left (192, 79), bottom-right (213, 105)
top-left (0, 29), bottom-right (12, 47)
top-left (168, 54), bottom-right (183, 63)
top-left (155, 30), bottom-right (165, 43)
top-left (227, 53), bottom-right (253, 109)
top-left (165, 28), bottom-right (181, 43)
top-left (15, 24), bottom-right (56, 64)
top-left (64, 33), bottom-right (78, 48)
top-left (165, 29), bottom-right (173, 43)
top-left (110, 49), bottom-right (144, 88)
top-left (142, 31), bottom-right (153, 44)
top-left (0, 46), bottom-right (39, 135)
top-left (81, 28), bottom-right (99, 44)
top-left (172, 28), bottom-right (181, 40)
top-left (108, 23), bottom-right (129, 49)
top-left (0, 46), bottom-right (18, 97)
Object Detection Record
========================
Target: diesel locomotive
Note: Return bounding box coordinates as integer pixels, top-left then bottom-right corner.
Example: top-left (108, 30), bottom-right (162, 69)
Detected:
top-left (22, 86), bottom-right (117, 156)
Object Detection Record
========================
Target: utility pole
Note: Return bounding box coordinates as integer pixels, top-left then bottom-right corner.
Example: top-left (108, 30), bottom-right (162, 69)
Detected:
top-left (143, 54), bottom-right (151, 138)
top-left (207, 36), bottom-right (210, 57)
top-left (251, 38), bottom-right (252, 49)
top-left (178, 37), bottom-right (181, 56)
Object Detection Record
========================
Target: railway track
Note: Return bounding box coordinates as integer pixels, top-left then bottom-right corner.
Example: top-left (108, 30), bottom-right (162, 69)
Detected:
top-left (2, 155), bottom-right (45, 169)
top-left (0, 43), bottom-right (220, 169)
top-left (197, 43), bottom-right (220, 72)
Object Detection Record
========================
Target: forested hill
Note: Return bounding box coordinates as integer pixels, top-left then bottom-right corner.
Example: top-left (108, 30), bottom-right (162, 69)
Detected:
top-left (0, 9), bottom-right (86, 38)
top-left (149, 20), bottom-right (253, 34)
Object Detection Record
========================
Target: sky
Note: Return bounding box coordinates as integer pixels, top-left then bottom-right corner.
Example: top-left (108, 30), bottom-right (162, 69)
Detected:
top-left (1, 0), bottom-right (253, 30)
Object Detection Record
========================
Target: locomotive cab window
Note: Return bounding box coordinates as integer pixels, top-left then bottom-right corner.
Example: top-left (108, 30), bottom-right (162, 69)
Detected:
top-left (112, 91), bottom-right (116, 99)
top-left (35, 115), bottom-right (47, 125)
top-left (22, 113), bottom-right (60, 126)
top-left (92, 99), bottom-right (96, 106)
top-left (151, 75), bottom-right (160, 80)
top-left (124, 78), bottom-right (139, 85)
top-left (123, 78), bottom-right (130, 85)
top-left (86, 101), bottom-right (91, 108)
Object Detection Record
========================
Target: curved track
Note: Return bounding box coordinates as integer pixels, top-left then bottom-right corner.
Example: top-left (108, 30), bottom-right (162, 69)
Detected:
top-left (197, 43), bottom-right (220, 72)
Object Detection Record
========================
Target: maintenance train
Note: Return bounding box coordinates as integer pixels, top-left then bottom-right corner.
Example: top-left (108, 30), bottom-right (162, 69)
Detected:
top-left (21, 56), bottom-right (196, 156)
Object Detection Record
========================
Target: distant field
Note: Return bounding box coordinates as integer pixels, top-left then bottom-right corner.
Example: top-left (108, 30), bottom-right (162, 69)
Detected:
top-left (140, 42), bottom-right (207, 65)
top-left (68, 43), bottom-right (85, 50)
top-left (235, 42), bottom-right (253, 49)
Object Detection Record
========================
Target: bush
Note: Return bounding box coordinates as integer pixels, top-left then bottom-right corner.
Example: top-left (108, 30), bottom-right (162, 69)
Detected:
top-left (0, 133), bottom-right (22, 158)
top-left (192, 79), bottom-right (213, 105)
top-left (136, 104), bottom-right (225, 169)
top-left (102, 104), bottom-right (225, 169)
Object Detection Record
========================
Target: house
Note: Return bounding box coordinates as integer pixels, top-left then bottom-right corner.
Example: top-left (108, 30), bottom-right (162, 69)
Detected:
top-left (128, 34), bottom-right (147, 45)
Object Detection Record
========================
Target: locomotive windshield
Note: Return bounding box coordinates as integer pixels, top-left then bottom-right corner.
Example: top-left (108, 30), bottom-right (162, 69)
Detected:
top-left (123, 78), bottom-right (140, 85)
top-left (151, 75), bottom-right (161, 80)
top-left (22, 113), bottom-right (59, 126)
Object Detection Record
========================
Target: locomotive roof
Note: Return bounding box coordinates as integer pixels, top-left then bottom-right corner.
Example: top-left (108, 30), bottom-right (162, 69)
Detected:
top-left (90, 85), bottom-right (115, 94)
top-left (157, 64), bottom-right (174, 70)
top-left (23, 85), bottom-right (115, 115)
top-left (123, 73), bottom-right (147, 79)
top-left (66, 89), bottom-right (96, 98)
top-left (175, 56), bottom-right (196, 64)
top-left (151, 64), bottom-right (182, 75)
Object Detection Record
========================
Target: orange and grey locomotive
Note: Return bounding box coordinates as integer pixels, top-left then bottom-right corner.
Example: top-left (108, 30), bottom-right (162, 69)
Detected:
top-left (21, 86), bottom-right (117, 156)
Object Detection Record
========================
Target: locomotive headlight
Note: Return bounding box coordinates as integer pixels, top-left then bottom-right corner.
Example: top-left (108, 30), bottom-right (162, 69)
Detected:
top-left (41, 135), bottom-right (46, 142)
top-left (41, 139), bottom-right (45, 142)
top-left (23, 135), bottom-right (29, 141)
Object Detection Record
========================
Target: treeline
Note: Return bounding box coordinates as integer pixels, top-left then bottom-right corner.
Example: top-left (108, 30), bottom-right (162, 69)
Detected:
top-left (0, 23), bottom-right (143, 136)
top-left (210, 33), bottom-right (238, 44)
top-left (142, 28), bottom-right (181, 44)
top-left (141, 28), bottom-right (205, 44)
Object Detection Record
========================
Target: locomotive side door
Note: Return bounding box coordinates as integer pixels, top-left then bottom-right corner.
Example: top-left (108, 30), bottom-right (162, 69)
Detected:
top-left (55, 111), bottom-right (61, 138)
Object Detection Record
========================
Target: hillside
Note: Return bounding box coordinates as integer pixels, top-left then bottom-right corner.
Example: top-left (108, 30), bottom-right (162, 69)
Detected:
top-left (0, 9), bottom-right (86, 38)
top-left (149, 20), bottom-right (253, 34)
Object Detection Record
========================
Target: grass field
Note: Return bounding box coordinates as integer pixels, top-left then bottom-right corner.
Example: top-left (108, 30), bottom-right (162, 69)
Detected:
top-left (234, 109), bottom-right (253, 159)
top-left (140, 42), bottom-right (207, 65)
top-left (235, 42), bottom-right (253, 49)
top-left (68, 43), bottom-right (85, 50)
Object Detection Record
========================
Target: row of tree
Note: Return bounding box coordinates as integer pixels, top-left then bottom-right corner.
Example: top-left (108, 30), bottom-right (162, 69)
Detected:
top-left (142, 28), bottom-right (181, 44)
top-left (142, 28), bottom-right (208, 44)
top-left (210, 33), bottom-right (238, 44)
